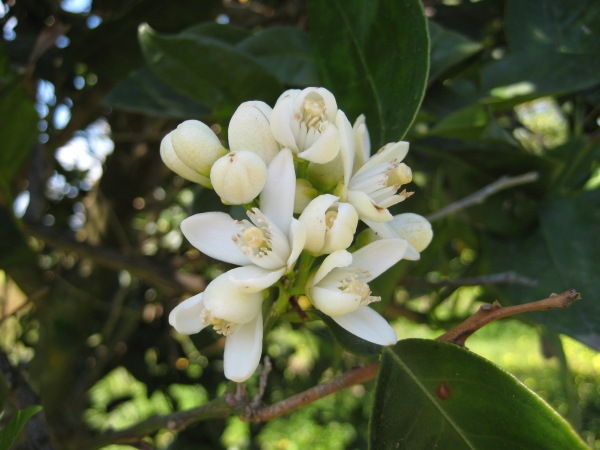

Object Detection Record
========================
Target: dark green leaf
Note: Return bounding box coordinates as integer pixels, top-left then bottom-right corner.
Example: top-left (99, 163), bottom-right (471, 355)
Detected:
top-left (236, 27), bottom-right (319, 87)
top-left (0, 405), bottom-right (43, 450)
top-left (0, 44), bottom-right (39, 190)
top-left (370, 339), bottom-right (588, 450)
top-left (138, 24), bottom-right (283, 110)
top-left (487, 193), bottom-right (600, 350)
top-left (103, 67), bottom-right (210, 118)
top-left (180, 23), bottom-right (251, 45)
top-left (312, 310), bottom-right (382, 357)
top-left (0, 207), bottom-right (37, 269)
top-left (428, 21), bottom-right (482, 85)
top-left (307, 0), bottom-right (429, 148)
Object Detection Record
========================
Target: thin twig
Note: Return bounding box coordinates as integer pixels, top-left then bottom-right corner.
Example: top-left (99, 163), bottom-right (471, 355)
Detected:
top-left (437, 289), bottom-right (581, 347)
top-left (288, 296), bottom-right (307, 322)
top-left (401, 271), bottom-right (538, 288)
top-left (251, 357), bottom-right (272, 409)
top-left (426, 171), bottom-right (539, 222)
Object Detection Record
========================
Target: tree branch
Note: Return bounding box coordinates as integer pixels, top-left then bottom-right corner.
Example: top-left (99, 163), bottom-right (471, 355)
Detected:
top-left (400, 271), bottom-right (538, 288)
top-left (436, 289), bottom-right (581, 347)
top-left (426, 171), bottom-right (539, 222)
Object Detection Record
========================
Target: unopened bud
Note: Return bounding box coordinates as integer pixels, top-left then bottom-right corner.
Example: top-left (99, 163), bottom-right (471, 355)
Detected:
top-left (388, 213), bottom-right (433, 252)
top-left (171, 120), bottom-right (227, 177)
top-left (160, 132), bottom-right (212, 188)
top-left (294, 179), bottom-right (318, 214)
top-left (229, 101), bottom-right (280, 165)
top-left (210, 151), bottom-right (267, 205)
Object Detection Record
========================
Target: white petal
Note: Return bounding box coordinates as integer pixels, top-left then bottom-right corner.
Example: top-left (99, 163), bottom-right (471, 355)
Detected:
top-left (353, 114), bottom-right (370, 162)
top-left (349, 239), bottom-right (408, 281)
top-left (362, 219), bottom-right (398, 239)
top-left (312, 250), bottom-right (353, 286)
top-left (287, 219), bottom-right (306, 270)
top-left (260, 148), bottom-right (296, 236)
top-left (203, 273), bottom-right (263, 324)
top-left (224, 313), bottom-right (263, 382)
top-left (298, 194), bottom-right (339, 254)
top-left (321, 202), bottom-right (358, 254)
top-left (310, 285), bottom-right (361, 317)
top-left (332, 306), bottom-right (397, 346)
top-left (316, 87), bottom-right (338, 123)
top-left (169, 293), bottom-right (209, 335)
top-left (336, 110), bottom-right (355, 187)
top-left (355, 141), bottom-right (409, 177)
top-left (297, 123), bottom-right (340, 164)
top-left (270, 90), bottom-right (299, 151)
top-left (227, 266), bottom-right (285, 293)
top-left (181, 213), bottom-right (251, 266)
top-left (228, 102), bottom-right (280, 165)
top-left (404, 243), bottom-right (421, 261)
top-left (346, 189), bottom-right (393, 222)
top-left (160, 132), bottom-right (212, 187)
top-left (388, 213), bottom-right (433, 252)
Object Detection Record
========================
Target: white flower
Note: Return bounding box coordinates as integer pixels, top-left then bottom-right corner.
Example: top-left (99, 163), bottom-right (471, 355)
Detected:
top-left (170, 120), bottom-right (228, 177)
top-left (160, 131), bottom-right (212, 188)
top-left (352, 114), bottom-right (370, 172)
top-left (306, 239), bottom-right (411, 345)
top-left (170, 149), bottom-right (306, 382)
top-left (299, 194), bottom-right (358, 255)
top-left (364, 213), bottom-right (433, 253)
top-left (210, 150), bottom-right (267, 205)
top-left (228, 101), bottom-right (280, 165)
top-left (270, 88), bottom-right (340, 164)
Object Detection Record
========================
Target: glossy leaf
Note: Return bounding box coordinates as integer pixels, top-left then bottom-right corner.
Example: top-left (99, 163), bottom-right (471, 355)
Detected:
top-left (236, 26), bottom-right (319, 87)
top-left (138, 24), bottom-right (283, 110)
top-left (428, 21), bottom-right (482, 85)
top-left (370, 339), bottom-right (588, 450)
top-left (487, 193), bottom-right (600, 350)
top-left (0, 405), bottom-right (43, 450)
top-left (313, 310), bottom-right (383, 357)
top-left (103, 67), bottom-right (210, 118)
top-left (307, 0), bottom-right (429, 148)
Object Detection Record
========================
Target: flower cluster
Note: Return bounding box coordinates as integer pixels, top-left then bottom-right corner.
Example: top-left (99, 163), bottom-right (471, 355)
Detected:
top-left (163, 88), bottom-right (433, 382)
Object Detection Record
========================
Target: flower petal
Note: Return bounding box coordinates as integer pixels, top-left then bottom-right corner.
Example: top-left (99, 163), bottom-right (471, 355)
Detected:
top-left (312, 250), bottom-right (353, 286)
top-left (297, 123), bottom-right (340, 164)
top-left (287, 219), bottom-right (306, 270)
top-left (336, 110), bottom-right (355, 187)
top-left (223, 312), bottom-right (263, 382)
top-left (227, 266), bottom-right (285, 293)
top-left (332, 306), bottom-right (397, 346)
top-left (260, 148), bottom-right (296, 236)
top-left (354, 141), bottom-right (409, 177)
top-left (169, 293), bottom-right (209, 335)
top-left (270, 90), bottom-right (300, 151)
top-left (203, 273), bottom-right (263, 324)
top-left (160, 132), bottom-right (212, 188)
top-left (181, 212), bottom-right (251, 266)
top-left (349, 239), bottom-right (408, 281)
top-left (298, 194), bottom-right (338, 254)
top-left (311, 285), bottom-right (361, 316)
top-left (363, 219), bottom-right (422, 261)
top-left (346, 189), bottom-right (393, 222)
top-left (321, 202), bottom-right (358, 254)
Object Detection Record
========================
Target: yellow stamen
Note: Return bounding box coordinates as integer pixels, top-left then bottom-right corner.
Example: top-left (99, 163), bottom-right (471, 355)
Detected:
top-left (325, 210), bottom-right (338, 229)
top-left (243, 226), bottom-right (265, 249)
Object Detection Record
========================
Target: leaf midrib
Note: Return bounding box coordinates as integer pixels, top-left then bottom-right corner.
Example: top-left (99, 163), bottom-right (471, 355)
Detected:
top-left (384, 347), bottom-right (477, 450)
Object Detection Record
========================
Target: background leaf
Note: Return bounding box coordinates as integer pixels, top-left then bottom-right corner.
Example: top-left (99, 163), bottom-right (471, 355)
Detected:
top-left (307, 0), bottom-right (429, 148)
top-left (370, 339), bottom-right (588, 450)
top-left (0, 405), bottom-right (43, 450)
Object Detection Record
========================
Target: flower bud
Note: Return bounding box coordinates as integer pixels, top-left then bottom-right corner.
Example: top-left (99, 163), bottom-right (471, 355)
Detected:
top-left (294, 179), bottom-right (318, 214)
top-left (160, 132), bottom-right (212, 188)
top-left (299, 194), bottom-right (358, 255)
top-left (387, 213), bottom-right (432, 252)
top-left (210, 151), bottom-right (267, 205)
top-left (307, 152), bottom-right (344, 191)
top-left (353, 114), bottom-right (370, 172)
top-left (171, 120), bottom-right (227, 177)
top-left (228, 101), bottom-right (280, 165)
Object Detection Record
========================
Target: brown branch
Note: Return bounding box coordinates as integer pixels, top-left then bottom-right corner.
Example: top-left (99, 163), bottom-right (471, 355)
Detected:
top-left (23, 223), bottom-right (204, 295)
top-left (426, 171), bottom-right (539, 222)
top-left (400, 271), bottom-right (538, 288)
top-left (436, 289), bottom-right (581, 347)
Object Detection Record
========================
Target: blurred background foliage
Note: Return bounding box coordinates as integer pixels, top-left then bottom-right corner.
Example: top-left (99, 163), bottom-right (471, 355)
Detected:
top-left (0, 0), bottom-right (599, 448)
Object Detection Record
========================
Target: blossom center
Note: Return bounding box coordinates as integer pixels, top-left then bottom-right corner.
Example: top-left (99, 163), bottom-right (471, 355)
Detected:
top-left (325, 210), bottom-right (338, 229)
top-left (344, 280), bottom-right (371, 300)
top-left (301, 97), bottom-right (326, 128)
top-left (243, 226), bottom-right (266, 249)
top-left (200, 309), bottom-right (238, 336)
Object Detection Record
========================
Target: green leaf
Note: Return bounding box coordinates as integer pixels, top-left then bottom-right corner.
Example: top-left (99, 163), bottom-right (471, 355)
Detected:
top-left (236, 27), bottom-right (319, 87)
top-left (312, 310), bottom-right (382, 357)
top-left (307, 0), bottom-right (429, 148)
top-left (0, 405), bottom-right (43, 450)
top-left (0, 44), bottom-right (39, 191)
top-left (370, 339), bottom-right (588, 450)
top-left (0, 207), bottom-right (36, 270)
top-left (428, 21), bottom-right (482, 85)
top-left (486, 193), bottom-right (600, 350)
top-left (138, 24), bottom-right (283, 110)
top-left (180, 22), bottom-right (251, 45)
top-left (103, 67), bottom-right (210, 118)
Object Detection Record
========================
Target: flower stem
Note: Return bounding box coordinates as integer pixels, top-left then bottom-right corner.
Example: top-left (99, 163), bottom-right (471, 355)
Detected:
top-left (294, 252), bottom-right (316, 291)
